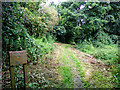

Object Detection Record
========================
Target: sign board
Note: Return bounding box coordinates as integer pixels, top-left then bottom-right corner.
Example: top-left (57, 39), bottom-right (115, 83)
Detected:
top-left (9, 50), bottom-right (27, 66)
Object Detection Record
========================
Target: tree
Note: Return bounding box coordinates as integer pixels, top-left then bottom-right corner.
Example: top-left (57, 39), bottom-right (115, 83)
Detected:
top-left (57, 1), bottom-right (119, 44)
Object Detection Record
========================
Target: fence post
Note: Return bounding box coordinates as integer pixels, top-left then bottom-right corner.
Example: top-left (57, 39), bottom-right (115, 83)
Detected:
top-left (10, 66), bottom-right (15, 89)
top-left (23, 64), bottom-right (28, 89)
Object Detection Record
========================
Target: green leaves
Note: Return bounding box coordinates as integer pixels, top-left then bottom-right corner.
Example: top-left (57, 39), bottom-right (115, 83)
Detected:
top-left (2, 2), bottom-right (55, 66)
top-left (56, 2), bottom-right (119, 44)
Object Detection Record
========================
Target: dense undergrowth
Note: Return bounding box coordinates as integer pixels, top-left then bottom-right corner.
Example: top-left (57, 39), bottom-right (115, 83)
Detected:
top-left (2, 1), bottom-right (120, 88)
top-left (2, 37), bottom-right (55, 88)
top-left (2, 2), bottom-right (56, 88)
top-left (55, 2), bottom-right (120, 87)
top-left (2, 2), bottom-right (58, 66)
top-left (75, 41), bottom-right (120, 87)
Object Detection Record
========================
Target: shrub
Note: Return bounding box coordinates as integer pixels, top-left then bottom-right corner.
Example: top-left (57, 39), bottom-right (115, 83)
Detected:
top-left (2, 2), bottom-right (55, 66)
top-left (75, 40), bottom-right (118, 64)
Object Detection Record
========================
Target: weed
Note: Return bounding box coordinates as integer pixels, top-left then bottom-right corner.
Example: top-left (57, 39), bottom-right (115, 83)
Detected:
top-left (58, 66), bottom-right (74, 88)
top-left (75, 41), bottom-right (118, 64)
top-left (75, 41), bottom-right (119, 87)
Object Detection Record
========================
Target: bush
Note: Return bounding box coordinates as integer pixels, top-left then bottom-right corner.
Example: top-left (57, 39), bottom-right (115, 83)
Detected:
top-left (75, 40), bottom-right (95, 55)
top-left (53, 26), bottom-right (66, 42)
top-left (2, 2), bottom-right (55, 65)
top-left (75, 40), bottom-right (118, 64)
top-left (94, 45), bottom-right (118, 63)
top-left (75, 41), bottom-right (119, 87)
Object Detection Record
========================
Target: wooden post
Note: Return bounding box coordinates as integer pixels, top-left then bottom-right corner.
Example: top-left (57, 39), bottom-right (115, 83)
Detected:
top-left (23, 64), bottom-right (28, 89)
top-left (9, 50), bottom-right (28, 89)
top-left (10, 66), bottom-right (15, 89)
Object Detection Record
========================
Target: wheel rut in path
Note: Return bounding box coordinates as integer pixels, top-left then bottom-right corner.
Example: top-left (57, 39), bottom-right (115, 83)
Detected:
top-left (53, 43), bottom-right (114, 88)
top-left (73, 69), bottom-right (83, 88)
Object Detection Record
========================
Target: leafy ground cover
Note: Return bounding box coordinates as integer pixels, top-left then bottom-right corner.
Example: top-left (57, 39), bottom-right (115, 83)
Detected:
top-left (2, 37), bottom-right (54, 88)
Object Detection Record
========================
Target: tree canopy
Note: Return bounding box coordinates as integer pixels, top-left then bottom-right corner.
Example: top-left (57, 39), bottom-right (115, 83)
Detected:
top-left (55, 2), bottom-right (119, 44)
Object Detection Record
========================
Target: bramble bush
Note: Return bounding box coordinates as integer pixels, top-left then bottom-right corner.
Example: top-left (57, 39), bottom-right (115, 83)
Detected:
top-left (2, 2), bottom-right (58, 65)
top-left (2, 2), bottom-right (58, 88)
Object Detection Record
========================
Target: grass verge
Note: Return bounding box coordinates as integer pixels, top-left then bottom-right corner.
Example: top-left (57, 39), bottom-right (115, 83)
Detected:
top-left (75, 41), bottom-right (120, 88)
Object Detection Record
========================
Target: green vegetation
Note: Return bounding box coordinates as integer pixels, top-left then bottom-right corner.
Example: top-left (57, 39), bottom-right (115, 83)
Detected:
top-left (2, 1), bottom-right (120, 89)
top-left (56, 2), bottom-right (119, 44)
top-left (53, 44), bottom-right (116, 88)
top-left (55, 46), bottom-right (74, 88)
top-left (2, 2), bottom-right (59, 65)
top-left (75, 41), bottom-right (118, 62)
top-left (2, 2), bottom-right (57, 88)
top-left (55, 1), bottom-right (119, 88)
top-left (58, 66), bottom-right (73, 88)
top-left (75, 42), bottom-right (119, 87)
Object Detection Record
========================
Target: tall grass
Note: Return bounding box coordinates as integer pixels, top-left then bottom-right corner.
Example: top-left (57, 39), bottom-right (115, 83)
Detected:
top-left (75, 40), bottom-right (118, 64)
top-left (31, 36), bottom-right (55, 56)
top-left (75, 40), bottom-right (120, 87)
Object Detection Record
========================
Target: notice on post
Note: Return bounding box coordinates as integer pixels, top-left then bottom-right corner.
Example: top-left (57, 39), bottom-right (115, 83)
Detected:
top-left (9, 50), bottom-right (27, 66)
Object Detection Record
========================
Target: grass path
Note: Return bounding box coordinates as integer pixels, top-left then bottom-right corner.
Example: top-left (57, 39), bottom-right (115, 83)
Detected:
top-left (2, 43), bottom-right (116, 88)
top-left (27, 43), bottom-right (115, 88)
